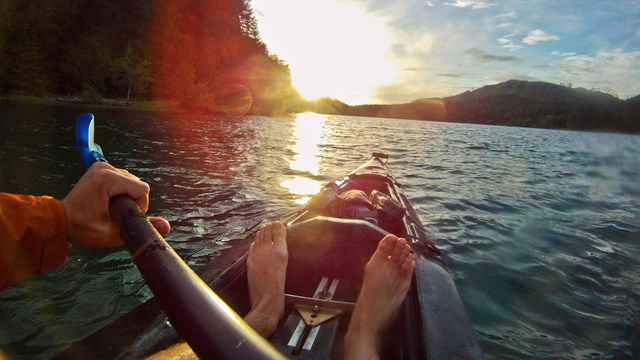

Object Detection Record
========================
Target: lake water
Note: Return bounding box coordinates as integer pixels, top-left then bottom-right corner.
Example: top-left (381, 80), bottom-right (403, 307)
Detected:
top-left (1, 103), bottom-right (639, 359)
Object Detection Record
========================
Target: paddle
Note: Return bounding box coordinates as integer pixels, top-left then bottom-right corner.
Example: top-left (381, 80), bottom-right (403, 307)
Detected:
top-left (75, 113), bottom-right (283, 359)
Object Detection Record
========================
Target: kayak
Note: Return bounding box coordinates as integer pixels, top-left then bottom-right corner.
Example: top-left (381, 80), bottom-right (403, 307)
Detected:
top-left (54, 152), bottom-right (483, 359)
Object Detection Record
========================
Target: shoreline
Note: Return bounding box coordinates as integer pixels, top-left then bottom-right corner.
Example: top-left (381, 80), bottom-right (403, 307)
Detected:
top-left (0, 95), bottom-right (176, 112)
top-left (2, 95), bottom-right (637, 135)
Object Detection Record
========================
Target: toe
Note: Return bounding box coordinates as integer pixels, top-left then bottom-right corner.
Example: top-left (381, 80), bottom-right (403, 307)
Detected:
top-left (388, 237), bottom-right (407, 262)
top-left (254, 228), bottom-right (264, 245)
top-left (271, 221), bottom-right (287, 246)
top-left (395, 240), bottom-right (411, 265)
top-left (400, 253), bottom-right (415, 273)
top-left (263, 223), bottom-right (274, 243)
top-left (378, 234), bottom-right (398, 256)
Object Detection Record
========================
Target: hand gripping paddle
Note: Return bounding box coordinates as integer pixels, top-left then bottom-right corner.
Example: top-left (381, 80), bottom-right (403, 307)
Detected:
top-left (75, 113), bottom-right (283, 360)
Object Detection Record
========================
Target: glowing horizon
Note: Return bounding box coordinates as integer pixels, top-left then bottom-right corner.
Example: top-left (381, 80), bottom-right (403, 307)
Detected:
top-left (252, 0), bottom-right (397, 104)
top-left (252, 0), bottom-right (640, 104)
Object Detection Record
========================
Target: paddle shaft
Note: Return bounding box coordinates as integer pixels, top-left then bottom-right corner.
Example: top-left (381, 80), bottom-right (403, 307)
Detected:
top-left (109, 195), bottom-right (284, 359)
top-left (76, 113), bottom-right (281, 358)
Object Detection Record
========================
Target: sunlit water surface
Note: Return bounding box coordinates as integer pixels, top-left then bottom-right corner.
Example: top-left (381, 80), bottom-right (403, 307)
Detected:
top-left (1, 104), bottom-right (639, 359)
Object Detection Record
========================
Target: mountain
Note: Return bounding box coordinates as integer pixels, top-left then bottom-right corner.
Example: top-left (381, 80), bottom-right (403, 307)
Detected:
top-left (316, 80), bottom-right (639, 133)
top-left (627, 94), bottom-right (640, 107)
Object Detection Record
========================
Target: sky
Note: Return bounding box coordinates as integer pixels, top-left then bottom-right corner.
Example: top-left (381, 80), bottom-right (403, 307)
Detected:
top-left (251, 0), bottom-right (640, 105)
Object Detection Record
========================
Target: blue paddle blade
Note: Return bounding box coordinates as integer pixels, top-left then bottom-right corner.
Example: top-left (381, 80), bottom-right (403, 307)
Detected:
top-left (76, 113), bottom-right (106, 166)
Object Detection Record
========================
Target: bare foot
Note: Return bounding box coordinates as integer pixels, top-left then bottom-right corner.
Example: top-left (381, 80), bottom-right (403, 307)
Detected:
top-left (143, 223), bottom-right (288, 358)
top-left (344, 234), bottom-right (415, 360)
top-left (244, 221), bottom-right (289, 338)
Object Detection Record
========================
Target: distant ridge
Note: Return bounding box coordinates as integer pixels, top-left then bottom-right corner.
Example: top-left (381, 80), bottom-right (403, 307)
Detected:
top-left (627, 93), bottom-right (640, 106)
top-left (308, 80), bottom-right (640, 133)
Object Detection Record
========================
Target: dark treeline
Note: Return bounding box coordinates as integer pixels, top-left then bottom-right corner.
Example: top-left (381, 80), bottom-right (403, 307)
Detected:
top-left (0, 0), bottom-right (301, 114)
top-left (315, 80), bottom-right (640, 133)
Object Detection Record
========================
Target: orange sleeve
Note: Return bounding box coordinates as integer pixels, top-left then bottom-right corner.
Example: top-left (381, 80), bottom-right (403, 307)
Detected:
top-left (0, 193), bottom-right (69, 291)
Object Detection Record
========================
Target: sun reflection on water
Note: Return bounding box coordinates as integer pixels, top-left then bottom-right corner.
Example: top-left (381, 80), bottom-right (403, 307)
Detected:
top-left (280, 113), bottom-right (328, 204)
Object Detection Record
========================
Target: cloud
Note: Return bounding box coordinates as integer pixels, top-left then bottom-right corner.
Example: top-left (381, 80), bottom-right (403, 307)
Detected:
top-left (493, 12), bottom-right (521, 48)
top-left (555, 49), bottom-right (640, 98)
top-left (496, 11), bottom-right (517, 19)
top-left (425, 1), bottom-right (435, 7)
top-left (444, 0), bottom-right (495, 10)
top-left (438, 73), bottom-right (462, 78)
top-left (503, 44), bottom-right (523, 51)
top-left (389, 30), bottom-right (435, 62)
top-left (499, 39), bottom-right (523, 51)
top-left (495, 11), bottom-right (516, 28)
top-left (551, 51), bottom-right (577, 57)
top-left (522, 29), bottom-right (560, 45)
top-left (466, 47), bottom-right (519, 62)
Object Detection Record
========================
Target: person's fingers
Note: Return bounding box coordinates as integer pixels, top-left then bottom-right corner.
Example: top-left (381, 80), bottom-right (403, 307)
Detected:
top-left (149, 217), bottom-right (171, 237)
top-left (65, 161), bottom-right (165, 248)
top-left (133, 191), bottom-right (150, 213)
top-left (98, 167), bottom-right (150, 213)
top-left (89, 160), bottom-right (113, 171)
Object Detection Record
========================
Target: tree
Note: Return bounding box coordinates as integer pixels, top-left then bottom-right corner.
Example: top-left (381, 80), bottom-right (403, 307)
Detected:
top-left (59, 33), bottom-right (113, 95)
top-left (10, 38), bottom-right (48, 95)
top-left (112, 46), bottom-right (151, 103)
top-left (0, 0), bottom-right (18, 96)
top-left (0, 0), bottom-right (299, 114)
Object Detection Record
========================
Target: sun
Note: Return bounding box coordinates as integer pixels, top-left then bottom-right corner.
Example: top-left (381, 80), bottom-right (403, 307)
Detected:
top-left (252, 0), bottom-right (397, 104)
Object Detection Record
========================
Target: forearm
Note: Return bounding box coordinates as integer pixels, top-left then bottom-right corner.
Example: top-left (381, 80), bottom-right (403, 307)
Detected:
top-left (0, 193), bottom-right (69, 291)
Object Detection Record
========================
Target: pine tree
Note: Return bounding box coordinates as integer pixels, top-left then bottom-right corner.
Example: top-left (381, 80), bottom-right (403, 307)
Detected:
top-left (11, 38), bottom-right (48, 95)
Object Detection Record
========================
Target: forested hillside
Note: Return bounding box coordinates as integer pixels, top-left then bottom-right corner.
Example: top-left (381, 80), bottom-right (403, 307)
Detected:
top-left (0, 0), bottom-right (300, 114)
top-left (341, 80), bottom-right (640, 133)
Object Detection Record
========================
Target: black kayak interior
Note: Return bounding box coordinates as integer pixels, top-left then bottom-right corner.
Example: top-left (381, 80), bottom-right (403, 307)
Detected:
top-left (216, 161), bottom-right (424, 359)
